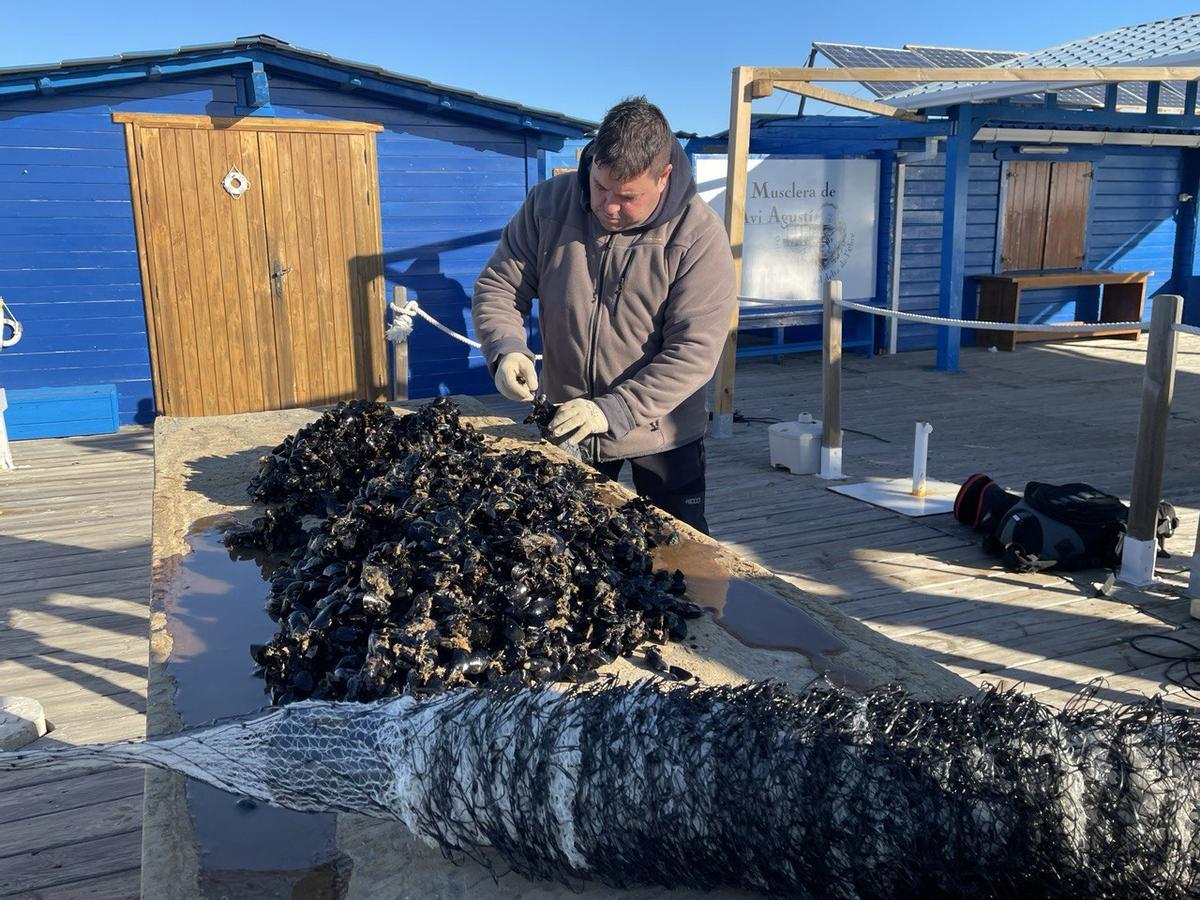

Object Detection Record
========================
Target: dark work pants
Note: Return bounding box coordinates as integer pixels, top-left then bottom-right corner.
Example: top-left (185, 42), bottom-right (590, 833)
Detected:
top-left (593, 439), bottom-right (709, 535)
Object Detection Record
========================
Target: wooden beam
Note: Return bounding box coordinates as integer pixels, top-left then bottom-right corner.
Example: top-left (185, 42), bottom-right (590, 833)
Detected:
top-left (1104, 83), bottom-right (1120, 112)
top-left (111, 112), bottom-right (383, 132)
top-left (711, 67), bottom-right (754, 440)
top-left (749, 79), bottom-right (774, 99)
top-left (1146, 80), bottom-right (1162, 114)
top-left (248, 61), bottom-right (271, 109)
top-left (754, 66), bottom-right (1200, 83)
top-left (1119, 294), bottom-right (1182, 586)
top-left (771, 81), bottom-right (924, 121)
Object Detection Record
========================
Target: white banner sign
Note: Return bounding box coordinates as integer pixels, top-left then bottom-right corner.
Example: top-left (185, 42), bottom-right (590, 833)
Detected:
top-left (695, 155), bottom-right (880, 302)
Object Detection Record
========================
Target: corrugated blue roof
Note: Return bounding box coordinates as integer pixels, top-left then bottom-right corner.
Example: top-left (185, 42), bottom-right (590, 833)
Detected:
top-left (884, 14), bottom-right (1200, 108)
top-left (0, 34), bottom-right (596, 135)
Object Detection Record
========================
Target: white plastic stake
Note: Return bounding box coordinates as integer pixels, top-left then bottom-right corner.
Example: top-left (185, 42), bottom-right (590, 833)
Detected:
top-left (0, 389), bottom-right (12, 472)
top-left (818, 280), bottom-right (845, 480)
top-left (911, 422), bottom-right (932, 497)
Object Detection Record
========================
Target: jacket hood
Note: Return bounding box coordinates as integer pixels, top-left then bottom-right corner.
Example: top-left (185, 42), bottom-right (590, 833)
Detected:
top-left (576, 139), bottom-right (697, 233)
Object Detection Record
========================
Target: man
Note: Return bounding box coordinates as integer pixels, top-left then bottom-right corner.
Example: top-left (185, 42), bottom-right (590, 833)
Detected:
top-left (472, 97), bottom-right (735, 534)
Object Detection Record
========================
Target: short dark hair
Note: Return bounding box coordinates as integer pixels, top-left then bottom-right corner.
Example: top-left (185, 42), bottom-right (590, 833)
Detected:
top-left (592, 97), bottom-right (674, 182)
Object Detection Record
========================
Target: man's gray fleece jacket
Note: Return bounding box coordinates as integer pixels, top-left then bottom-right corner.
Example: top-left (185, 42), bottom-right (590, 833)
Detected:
top-left (471, 141), bottom-right (736, 462)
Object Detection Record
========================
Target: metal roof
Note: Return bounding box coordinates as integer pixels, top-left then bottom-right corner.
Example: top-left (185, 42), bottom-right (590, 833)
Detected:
top-left (0, 34), bottom-right (596, 135)
top-left (882, 14), bottom-right (1200, 109)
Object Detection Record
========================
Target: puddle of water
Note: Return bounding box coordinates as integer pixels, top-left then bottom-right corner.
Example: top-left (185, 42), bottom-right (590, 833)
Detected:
top-left (655, 540), bottom-right (847, 656)
top-left (165, 519), bottom-right (343, 893)
top-left (654, 539), bottom-right (874, 691)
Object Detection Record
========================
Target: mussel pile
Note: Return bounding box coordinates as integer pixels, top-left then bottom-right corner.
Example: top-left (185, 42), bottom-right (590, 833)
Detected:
top-left (226, 398), bottom-right (701, 704)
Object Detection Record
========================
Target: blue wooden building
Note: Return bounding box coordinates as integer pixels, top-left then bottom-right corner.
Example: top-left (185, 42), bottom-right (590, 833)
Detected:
top-left (0, 35), bottom-right (591, 427)
top-left (690, 15), bottom-right (1200, 370)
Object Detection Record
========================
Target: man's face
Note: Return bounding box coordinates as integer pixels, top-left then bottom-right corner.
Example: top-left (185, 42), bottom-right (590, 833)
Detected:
top-left (589, 161), bottom-right (672, 232)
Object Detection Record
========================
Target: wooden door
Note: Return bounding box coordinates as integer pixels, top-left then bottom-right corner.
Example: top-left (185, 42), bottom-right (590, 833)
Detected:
top-left (117, 114), bottom-right (386, 416)
top-left (1000, 160), bottom-right (1091, 272)
top-left (1043, 162), bottom-right (1091, 269)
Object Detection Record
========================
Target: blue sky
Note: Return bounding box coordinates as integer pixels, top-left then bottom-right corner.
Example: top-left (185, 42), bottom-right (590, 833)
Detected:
top-left (1, 1), bottom-right (1196, 134)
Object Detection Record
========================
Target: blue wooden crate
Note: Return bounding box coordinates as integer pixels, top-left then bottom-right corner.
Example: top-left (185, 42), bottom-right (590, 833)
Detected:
top-left (4, 383), bottom-right (119, 440)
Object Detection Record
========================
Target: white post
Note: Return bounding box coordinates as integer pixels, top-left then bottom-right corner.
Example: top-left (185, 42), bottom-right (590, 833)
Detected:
top-left (1119, 294), bottom-right (1182, 587)
top-left (0, 389), bottom-right (12, 471)
top-left (911, 422), bottom-right (932, 497)
top-left (1187, 523), bottom-right (1200, 619)
top-left (819, 280), bottom-right (845, 480)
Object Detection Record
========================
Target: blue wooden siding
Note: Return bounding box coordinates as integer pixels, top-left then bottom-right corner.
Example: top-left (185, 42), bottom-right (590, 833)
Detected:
top-left (1086, 153), bottom-right (1180, 295)
top-left (0, 73), bottom-right (563, 423)
top-left (895, 150), bottom-right (1001, 351)
top-left (894, 146), bottom-right (1182, 351)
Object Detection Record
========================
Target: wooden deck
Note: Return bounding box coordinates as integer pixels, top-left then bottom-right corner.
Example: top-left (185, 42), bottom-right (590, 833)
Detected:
top-left (0, 427), bottom-right (151, 899)
top-left (4, 335), bottom-right (1200, 896)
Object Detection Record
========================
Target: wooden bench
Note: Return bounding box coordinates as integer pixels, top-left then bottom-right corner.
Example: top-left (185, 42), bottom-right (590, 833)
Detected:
top-left (974, 270), bottom-right (1151, 352)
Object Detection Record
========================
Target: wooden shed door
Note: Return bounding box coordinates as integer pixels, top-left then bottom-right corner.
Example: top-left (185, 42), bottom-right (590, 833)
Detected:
top-left (117, 114), bottom-right (386, 416)
top-left (1001, 161), bottom-right (1092, 271)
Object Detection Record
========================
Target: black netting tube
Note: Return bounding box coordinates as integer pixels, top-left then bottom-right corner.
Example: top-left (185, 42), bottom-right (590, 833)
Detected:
top-left (4, 682), bottom-right (1198, 898)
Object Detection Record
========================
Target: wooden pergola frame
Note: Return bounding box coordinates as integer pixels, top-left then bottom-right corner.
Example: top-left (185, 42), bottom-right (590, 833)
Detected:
top-left (711, 65), bottom-right (1200, 437)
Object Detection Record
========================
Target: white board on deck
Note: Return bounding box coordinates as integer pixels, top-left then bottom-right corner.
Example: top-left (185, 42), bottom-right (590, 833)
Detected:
top-left (695, 155), bottom-right (880, 302)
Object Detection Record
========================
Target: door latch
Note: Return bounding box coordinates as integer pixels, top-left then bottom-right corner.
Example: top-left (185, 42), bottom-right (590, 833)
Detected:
top-left (270, 261), bottom-right (292, 298)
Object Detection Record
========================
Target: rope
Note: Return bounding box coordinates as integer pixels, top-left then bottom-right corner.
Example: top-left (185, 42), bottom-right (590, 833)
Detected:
top-left (0, 297), bottom-right (21, 350)
top-left (1174, 323), bottom-right (1200, 338)
top-left (387, 296), bottom-right (542, 361)
top-left (834, 298), bottom-right (1150, 334)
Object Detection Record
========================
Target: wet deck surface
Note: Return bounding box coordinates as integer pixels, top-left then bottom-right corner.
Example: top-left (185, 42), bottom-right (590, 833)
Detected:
top-left (5, 335), bottom-right (1200, 896)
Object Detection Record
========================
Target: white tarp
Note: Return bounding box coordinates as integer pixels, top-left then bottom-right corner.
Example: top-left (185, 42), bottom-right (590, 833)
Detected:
top-left (695, 155), bottom-right (880, 303)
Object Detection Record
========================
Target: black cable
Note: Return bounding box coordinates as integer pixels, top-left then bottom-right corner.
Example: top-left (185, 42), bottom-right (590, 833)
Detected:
top-left (844, 427), bottom-right (892, 444)
top-left (731, 411), bottom-right (893, 443)
top-left (1129, 631), bottom-right (1200, 701)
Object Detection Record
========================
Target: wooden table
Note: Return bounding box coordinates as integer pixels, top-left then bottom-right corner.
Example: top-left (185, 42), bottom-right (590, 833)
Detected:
top-left (142, 397), bottom-right (968, 899)
top-left (974, 270), bottom-right (1151, 351)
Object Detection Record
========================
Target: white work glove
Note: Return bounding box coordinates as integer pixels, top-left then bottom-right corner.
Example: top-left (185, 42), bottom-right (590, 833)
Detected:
top-left (548, 398), bottom-right (609, 445)
top-left (494, 353), bottom-right (538, 402)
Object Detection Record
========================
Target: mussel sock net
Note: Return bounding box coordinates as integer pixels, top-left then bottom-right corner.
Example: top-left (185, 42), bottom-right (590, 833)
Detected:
top-left (6, 681), bottom-right (1200, 898)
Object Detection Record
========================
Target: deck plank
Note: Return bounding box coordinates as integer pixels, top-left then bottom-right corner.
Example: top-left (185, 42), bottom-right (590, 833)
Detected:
top-left (0, 425), bottom-right (151, 898)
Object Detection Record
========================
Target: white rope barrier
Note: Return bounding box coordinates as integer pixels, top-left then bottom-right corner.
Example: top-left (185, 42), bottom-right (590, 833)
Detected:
top-left (1173, 322), bottom-right (1200, 339)
top-left (833, 298), bottom-right (1150, 335)
top-left (386, 296), bottom-right (543, 361)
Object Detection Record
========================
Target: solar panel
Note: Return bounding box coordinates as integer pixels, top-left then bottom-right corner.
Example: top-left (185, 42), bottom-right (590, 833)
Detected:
top-left (911, 47), bottom-right (991, 67)
top-left (813, 35), bottom-right (1194, 112)
top-left (812, 43), bottom-right (926, 96)
top-left (971, 50), bottom-right (1025, 65)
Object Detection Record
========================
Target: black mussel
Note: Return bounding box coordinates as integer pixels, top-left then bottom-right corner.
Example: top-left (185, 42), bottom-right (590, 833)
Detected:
top-left (242, 397), bottom-right (694, 705)
top-left (463, 650), bottom-right (491, 676)
top-left (292, 670), bottom-right (314, 694)
top-left (467, 620), bottom-right (492, 647)
top-left (644, 646), bottom-right (669, 673)
top-left (446, 647), bottom-right (471, 675)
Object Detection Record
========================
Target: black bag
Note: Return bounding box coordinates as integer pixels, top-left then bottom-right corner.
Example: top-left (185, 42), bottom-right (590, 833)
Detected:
top-left (954, 475), bottom-right (1178, 574)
